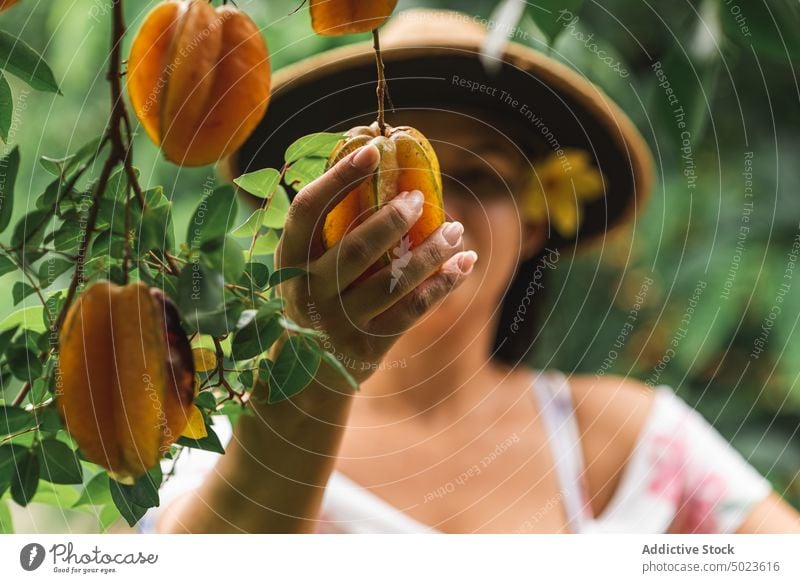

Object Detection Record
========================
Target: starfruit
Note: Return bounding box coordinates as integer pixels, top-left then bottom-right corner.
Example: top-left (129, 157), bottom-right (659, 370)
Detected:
top-left (127, 0), bottom-right (271, 166)
top-left (57, 281), bottom-right (196, 483)
top-left (310, 0), bottom-right (398, 36)
top-left (322, 122), bottom-right (445, 268)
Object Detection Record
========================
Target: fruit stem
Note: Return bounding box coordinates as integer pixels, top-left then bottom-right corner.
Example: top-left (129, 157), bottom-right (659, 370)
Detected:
top-left (373, 29), bottom-right (388, 136)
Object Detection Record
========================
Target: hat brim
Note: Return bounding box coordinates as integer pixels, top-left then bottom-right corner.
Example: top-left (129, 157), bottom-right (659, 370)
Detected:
top-left (226, 32), bottom-right (653, 250)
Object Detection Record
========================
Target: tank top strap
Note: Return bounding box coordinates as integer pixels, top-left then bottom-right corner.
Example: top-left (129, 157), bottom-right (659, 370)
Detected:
top-left (530, 369), bottom-right (592, 532)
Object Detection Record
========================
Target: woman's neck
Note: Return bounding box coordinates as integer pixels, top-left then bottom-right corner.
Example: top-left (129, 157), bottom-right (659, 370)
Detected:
top-left (357, 312), bottom-right (519, 420)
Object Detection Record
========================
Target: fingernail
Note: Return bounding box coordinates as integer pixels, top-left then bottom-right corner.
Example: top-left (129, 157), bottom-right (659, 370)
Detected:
top-left (352, 144), bottom-right (380, 170)
top-left (397, 190), bottom-right (424, 213)
top-left (442, 221), bottom-right (464, 246)
top-left (457, 251), bottom-right (477, 275)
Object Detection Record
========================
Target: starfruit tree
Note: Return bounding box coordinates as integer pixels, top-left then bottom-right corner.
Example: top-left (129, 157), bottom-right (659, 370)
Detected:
top-left (0, 0), bottom-right (408, 531)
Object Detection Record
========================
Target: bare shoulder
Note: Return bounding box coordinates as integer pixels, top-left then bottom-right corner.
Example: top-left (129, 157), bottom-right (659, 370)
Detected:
top-left (568, 374), bottom-right (655, 443)
top-left (567, 374), bottom-right (657, 516)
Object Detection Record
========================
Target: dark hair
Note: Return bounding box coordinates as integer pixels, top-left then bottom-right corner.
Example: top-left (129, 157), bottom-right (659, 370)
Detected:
top-left (492, 247), bottom-right (556, 366)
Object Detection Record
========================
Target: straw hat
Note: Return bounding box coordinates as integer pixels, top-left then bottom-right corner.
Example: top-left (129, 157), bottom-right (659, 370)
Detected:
top-left (227, 8), bottom-right (654, 250)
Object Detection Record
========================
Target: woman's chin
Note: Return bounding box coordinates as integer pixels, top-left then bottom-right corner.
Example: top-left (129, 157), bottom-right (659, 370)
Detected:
top-left (418, 290), bottom-right (473, 329)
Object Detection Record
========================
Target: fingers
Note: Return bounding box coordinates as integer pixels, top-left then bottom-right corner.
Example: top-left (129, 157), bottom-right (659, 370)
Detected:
top-left (368, 251), bottom-right (478, 337)
top-left (314, 190), bottom-right (425, 291)
top-left (341, 221), bottom-right (469, 322)
top-left (280, 145), bottom-right (380, 265)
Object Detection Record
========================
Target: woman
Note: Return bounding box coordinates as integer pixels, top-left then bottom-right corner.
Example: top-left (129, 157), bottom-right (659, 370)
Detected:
top-left (149, 10), bottom-right (800, 534)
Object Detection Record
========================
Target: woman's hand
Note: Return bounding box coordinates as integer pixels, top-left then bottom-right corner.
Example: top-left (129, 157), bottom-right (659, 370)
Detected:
top-left (274, 143), bottom-right (478, 386)
top-left (156, 144), bottom-right (478, 533)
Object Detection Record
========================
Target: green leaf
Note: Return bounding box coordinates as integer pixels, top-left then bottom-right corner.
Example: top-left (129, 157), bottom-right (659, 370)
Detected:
top-left (257, 357), bottom-right (273, 383)
top-left (65, 137), bottom-right (105, 177)
top-left (109, 479), bottom-right (147, 527)
top-left (40, 136), bottom-right (105, 178)
top-left (0, 500), bottom-right (13, 533)
top-left (0, 31), bottom-right (61, 93)
top-left (240, 262), bottom-right (270, 291)
top-left (0, 254), bottom-right (16, 277)
top-left (27, 480), bottom-right (81, 509)
top-left (0, 306), bottom-right (44, 333)
top-left (139, 187), bottom-right (175, 253)
top-left (284, 132), bottom-right (343, 164)
top-left (37, 438), bottom-right (83, 485)
top-left (119, 466), bottom-right (161, 509)
top-left (36, 406), bottom-right (62, 435)
top-left (28, 378), bottom-right (47, 406)
top-left (269, 266), bottom-right (306, 288)
top-left (43, 291), bottom-right (63, 333)
top-left (262, 185), bottom-right (291, 229)
top-left (285, 156), bottom-right (326, 192)
top-left (318, 348), bottom-right (359, 390)
top-left (232, 182), bottom-right (289, 233)
top-left (0, 146), bottom-right (20, 233)
top-left (194, 391), bottom-right (216, 410)
top-left (251, 229), bottom-right (280, 255)
top-left (49, 222), bottom-right (82, 252)
top-left (39, 155), bottom-right (66, 177)
top-left (268, 336), bottom-right (322, 403)
top-left (99, 502), bottom-right (121, 531)
top-left (38, 258), bottom-right (73, 288)
top-left (0, 324), bottom-right (17, 355)
top-left (0, 444), bottom-right (27, 495)
top-left (177, 423), bottom-right (224, 454)
top-left (217, 400), bottom-right (253, 425)
top-left (73, 471), bottom-right (112, 508)
top-left (231, 208), bottom-right (266, 239)
top-left (0, 406), bottom-right (37, 436)
top-left (7, 345), bottom-right (42, 381)
top-left (238, 369), bottom-right (254, 389)
top-left (12, 281), bottom-right (35, 305)
top-left (231, 306), bottom-right (284, 360)
top-left (278, 316), bottom-right (321, 338)
top-left (177, 262), bottom-right (226, 334)
top-left (0, 72), bottom-right (11, 143)
top-left (201, 236), bottom-right (245, 283)
top-left (233, 167), bottom-right (281, 199)
top-left (186, 185), bottom-right (237, 249)
top-left (11, 208), bottom-right (50, 248)
top-left (10, 450), bottom-right (38, 506)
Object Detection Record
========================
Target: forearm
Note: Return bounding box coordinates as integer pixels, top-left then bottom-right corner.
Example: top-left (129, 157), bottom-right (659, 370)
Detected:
top-left (157, 365), bottom-right (354, 533)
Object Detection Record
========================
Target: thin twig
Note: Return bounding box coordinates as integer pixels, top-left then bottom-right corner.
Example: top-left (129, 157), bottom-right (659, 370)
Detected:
top-left (51, 0), bottom-right (140, 335)
top-left (10, 0), bottom-right (159, 408)
top-left (11, 382), bottom-right (32, 407)
top-left (289, 0), bottom-right (307, 15)
top-left (0, 425), bottom-right (40, 444)
top-left (212, 337), bottom-right (244, 403)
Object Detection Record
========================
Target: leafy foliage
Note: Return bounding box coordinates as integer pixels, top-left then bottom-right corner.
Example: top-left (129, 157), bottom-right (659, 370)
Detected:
top-left (0, 3), bottom-right (349, 532)
top-left (0, 0), bottom-right (797, 535)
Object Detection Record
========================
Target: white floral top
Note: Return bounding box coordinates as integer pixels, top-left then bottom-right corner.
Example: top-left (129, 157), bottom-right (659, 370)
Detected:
top-left (142, 370), bottom-right (772, 534)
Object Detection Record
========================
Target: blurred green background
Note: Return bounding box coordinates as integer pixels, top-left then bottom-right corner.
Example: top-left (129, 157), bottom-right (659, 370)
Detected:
top-left (0, 0), bottom-right (797, 531)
